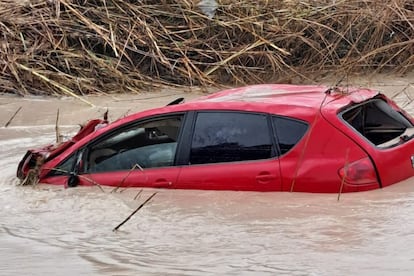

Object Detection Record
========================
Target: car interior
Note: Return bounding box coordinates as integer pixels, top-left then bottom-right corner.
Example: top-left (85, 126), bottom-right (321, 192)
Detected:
top-left (87, 117), bottom-right (182, 172)
top-left (342, 98), bottom-right (413, 147)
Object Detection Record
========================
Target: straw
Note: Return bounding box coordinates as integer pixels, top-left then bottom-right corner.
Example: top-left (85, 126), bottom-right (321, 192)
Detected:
top-left (0, 0), bottom-right (412, 97)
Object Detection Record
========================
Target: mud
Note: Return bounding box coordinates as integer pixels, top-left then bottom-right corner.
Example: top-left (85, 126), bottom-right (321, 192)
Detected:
top-left (1, 75), bottom-right (414, 275)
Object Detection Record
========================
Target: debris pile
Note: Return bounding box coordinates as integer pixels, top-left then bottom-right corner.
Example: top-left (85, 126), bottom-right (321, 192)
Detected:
top-left (1, 0), bottom-right (413, 96)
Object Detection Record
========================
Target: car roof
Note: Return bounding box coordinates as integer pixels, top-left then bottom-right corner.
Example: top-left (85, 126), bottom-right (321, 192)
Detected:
top-left (112, 84), bottom-right (379, 128)
top-left (196, 84), bottom-right (330, 106)
top-left (176, 84), bottom-right (379, 121)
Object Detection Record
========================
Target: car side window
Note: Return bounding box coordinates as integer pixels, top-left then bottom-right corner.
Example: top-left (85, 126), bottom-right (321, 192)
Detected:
top-left (190, 112), bottom-right (274, 165)
top-left (86, 115), bottom-right (183, 173)
top-left (272, 116), bottom-right (308, 155)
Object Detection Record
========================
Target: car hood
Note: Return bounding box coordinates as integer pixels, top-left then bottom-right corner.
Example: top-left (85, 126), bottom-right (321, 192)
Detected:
top-left (17, 119), bottom-right (107, 180)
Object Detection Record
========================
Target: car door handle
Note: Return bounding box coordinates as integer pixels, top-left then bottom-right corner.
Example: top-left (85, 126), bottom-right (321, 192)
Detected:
top-left (154, 179), bottom-right (172, 188)
top-left (256, 174), bottom-right (276, 183)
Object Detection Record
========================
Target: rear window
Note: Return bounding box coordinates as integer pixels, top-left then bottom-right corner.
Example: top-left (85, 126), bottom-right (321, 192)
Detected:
top-left (341, 98), bottom-right (413, 148)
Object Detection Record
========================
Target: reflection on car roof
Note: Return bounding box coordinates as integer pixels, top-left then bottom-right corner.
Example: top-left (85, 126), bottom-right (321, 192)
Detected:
top-left (193, 84), bottom-right (379, 110)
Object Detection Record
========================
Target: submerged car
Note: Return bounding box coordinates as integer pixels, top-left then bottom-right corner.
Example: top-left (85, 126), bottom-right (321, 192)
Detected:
top-left (17, 84), bottom-right (414, 192)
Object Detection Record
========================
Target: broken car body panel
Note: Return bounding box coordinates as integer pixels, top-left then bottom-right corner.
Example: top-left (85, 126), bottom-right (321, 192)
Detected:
top-left (17, 84), bottom-right (414, 192)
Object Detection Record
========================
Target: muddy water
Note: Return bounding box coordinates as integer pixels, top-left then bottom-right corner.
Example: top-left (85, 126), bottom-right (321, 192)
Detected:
top-left (1, 76), bottom-right (414, 275)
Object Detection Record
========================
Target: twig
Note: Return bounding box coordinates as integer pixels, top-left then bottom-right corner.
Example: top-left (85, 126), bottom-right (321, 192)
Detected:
top-left (290, 92), bottom-right (329, 192)
top-left (103, 108), bottom-right (109, 121)
top-left (113, 192), bottom-right (157, 232)
top-left (133, 189), bottom-right (143, 200)
top-left (42, 167), bottom-right (105, 192)
top-left (19, 155), bottom-right (44, 186)
top-left (4, 106), bottom-right (22, 127)
top-left (111, 163), bottom-right (144, 193)
top-left (16, 63), bottom-right (95, 107)
top-left (290, 110), bottom-right (321, 192)
top-left (337, 148), bottom-right (350, 201)
top-left (55, 108), bottom-right (60, 143)
top-left (205, 40), bottom-right (265, 76)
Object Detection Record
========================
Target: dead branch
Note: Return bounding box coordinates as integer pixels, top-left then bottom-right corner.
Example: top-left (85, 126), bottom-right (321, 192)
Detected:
top-left (4, 106), bottom-right (22, 127)
top-left (55, 108), bottom-right (61, 144)
top-left (42, 167), bottom-right (105, 192)
top-left (113, 192), bottom-right (157, 232)
top-left (0, 0), bottom-right (412, 97)
top-left (111, 163), bottom-right (145, 193)
top-left (337, 148), bottom-right (350, 201)
top-left (19, 155), bottom-right (44, 186)
top-left (133, 189), bottom-right (143, 200)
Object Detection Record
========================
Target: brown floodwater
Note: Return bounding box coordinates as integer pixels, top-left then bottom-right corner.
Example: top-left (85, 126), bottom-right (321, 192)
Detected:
top-left (1, 75), bottom-right (414, 275)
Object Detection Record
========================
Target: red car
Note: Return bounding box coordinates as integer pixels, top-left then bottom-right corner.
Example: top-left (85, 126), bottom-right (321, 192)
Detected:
top-left (17, 84), bottom-right (414, 193)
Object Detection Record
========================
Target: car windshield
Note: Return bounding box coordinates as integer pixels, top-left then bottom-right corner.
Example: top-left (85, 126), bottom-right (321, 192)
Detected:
top-left (341, 98), bottom-right (413, 148)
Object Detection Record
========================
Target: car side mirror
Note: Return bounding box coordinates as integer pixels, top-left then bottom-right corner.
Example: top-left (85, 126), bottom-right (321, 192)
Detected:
top-left (67, 172), bottom-right (79, 187)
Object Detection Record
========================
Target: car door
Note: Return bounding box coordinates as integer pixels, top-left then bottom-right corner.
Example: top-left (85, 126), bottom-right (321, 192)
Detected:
top-left (175, 111), bottom-right (282, 191)
top-left (77, 114), bottom-right (185, 188)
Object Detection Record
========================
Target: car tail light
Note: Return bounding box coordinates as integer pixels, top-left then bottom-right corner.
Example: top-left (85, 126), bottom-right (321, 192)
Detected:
top-left (338, 157), bottom-right (378, 185)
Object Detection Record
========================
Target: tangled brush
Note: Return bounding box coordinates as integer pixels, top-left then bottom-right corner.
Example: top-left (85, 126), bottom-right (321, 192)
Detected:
top-left (0, 0), bottom-right (413, 96)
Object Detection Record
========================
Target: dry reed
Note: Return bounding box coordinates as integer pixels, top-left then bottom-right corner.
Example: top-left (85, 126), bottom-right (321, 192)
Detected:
top-left (1, 0), bottom-right (413, 96)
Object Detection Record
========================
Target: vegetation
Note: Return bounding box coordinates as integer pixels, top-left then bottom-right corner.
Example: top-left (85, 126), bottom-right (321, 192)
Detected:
top-left (0, 0), bottom-right (413, 96)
